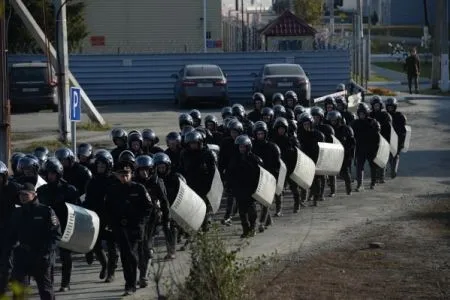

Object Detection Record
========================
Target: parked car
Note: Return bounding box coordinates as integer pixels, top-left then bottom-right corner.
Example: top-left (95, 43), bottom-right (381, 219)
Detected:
top-left (171, 64), bottom-right (229, 108)
top-left (251, 63), bottom-right (311, 105)
top-left (9, 62), bottom-right (58, 112)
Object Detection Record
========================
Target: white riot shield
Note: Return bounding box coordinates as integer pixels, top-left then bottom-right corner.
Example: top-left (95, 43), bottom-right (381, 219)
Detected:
top-left (347, 92), bottom-right (362, 108)
top-left (206, 167), bottom-right (223, 214)
top-left (402, 125), bottom-right (412, 153)
top-left (276, 160), bottom-right (287, 196)
top-left (58, 203), bottom-right (100, 254)
top-left (373, 134), bottom-right (390, 168)
top-left (170, 178), bottom-right (206, 232)
top-left (252, 165), bottom-right (276, 207)
top-left (389, 125), bottom-right (398, 156)
top-left (289, 147), bottom-right (315, 189)
top-left (315, 136), bottom-right (345, 176)
top-left (35, 175), bottom-right (47, 190)
top-left (207, 144), bottom-right (220, 155)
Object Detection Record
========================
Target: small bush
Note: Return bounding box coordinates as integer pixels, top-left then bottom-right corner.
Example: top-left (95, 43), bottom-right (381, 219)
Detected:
top-left (76, 122), bottom-right (111, 131)
top-left (13, 140), bottom-right (69, 153)
top-left (368, 87), bottom-right (397, 96)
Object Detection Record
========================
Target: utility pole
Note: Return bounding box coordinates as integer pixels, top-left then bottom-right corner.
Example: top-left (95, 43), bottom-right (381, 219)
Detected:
top-left (365, 0), bottom-right (372, 90)
top-left (241, 0), bottom-right (246, 51)
top-left (329, 0), bottom-right (335, 40)
top-left (56, 0), bottom-right (71, 143)
top-left (357, 0), bottom-right (364, 86)
top-left (203, 0), bottom-right (207, 53)
top-left (431, 0), bottom-right (442, 89)
top-left (0, 0), bottom-right (10, 164)
top-left (440, 0), bottom-right (448, 92)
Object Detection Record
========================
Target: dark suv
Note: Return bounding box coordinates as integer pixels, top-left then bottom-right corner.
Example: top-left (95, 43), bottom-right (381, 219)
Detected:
top-left (9, 62), bottom-right (58, 112)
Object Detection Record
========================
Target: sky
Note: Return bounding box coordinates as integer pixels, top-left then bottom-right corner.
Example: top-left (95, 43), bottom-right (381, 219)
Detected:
top-left (221, 0), bottom-right (274, 12)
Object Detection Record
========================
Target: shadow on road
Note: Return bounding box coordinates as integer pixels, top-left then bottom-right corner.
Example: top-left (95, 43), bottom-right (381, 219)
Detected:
top-left (399, 150), bottom-right (450, 178)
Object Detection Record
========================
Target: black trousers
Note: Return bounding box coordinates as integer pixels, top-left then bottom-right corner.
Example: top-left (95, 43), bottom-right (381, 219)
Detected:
top-left (340, 159), bottom-right (352, 193)
top-left (11, 249), bottom-right (55, 300)
top-left (138, 219), bottom-right (153, 280)
top-left (115, 228), bottom-right (140, 291)
top-left (0, 231), bottom-right (12, 295)
top-left (93, 229), bottom-right (118, 277)
top-left (59, 248), bottom-right (72, 287)
top-left (407, 74), bottom-right (419, 93)
top-left (223, 186), bottom-right (236, 219)
top-left (236, 195), bottom-right (257, 234)
top-left (355, 152), bottom-right (377, 186)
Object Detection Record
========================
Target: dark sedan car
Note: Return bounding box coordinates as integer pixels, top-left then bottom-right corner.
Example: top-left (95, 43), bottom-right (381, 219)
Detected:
top-left (251, 63), bottom-right (311, 105)
top-left (171, 64), bottom-right (229, 108)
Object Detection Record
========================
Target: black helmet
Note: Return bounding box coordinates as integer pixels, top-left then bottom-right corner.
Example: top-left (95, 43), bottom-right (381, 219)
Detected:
top-left (310, 106), bottom-right (325, 119)
top-left (185, 130), bottom-right (204, 144)
top-left (0, 160), bottom-right (8, 179)
top-left (111, 128), bottom-right (128, 143)
top-left (136, 155), bottom-right (154, 169)
top-left (223, 116), bottom-right (236, 129)
top-left (357, 102), bottom-right (371, 115)
top-left (33, 146), bottom-right (49, 167)
top-left (335, 96), bottom-right (347, 109)
top-left (142, 129), bottom-right (159, 144)
top-left (127, 131), bottom-right (143, 148)
top-left (195, 127), bottom-right (210, 142)
top-left (336, 83), bottom-right (346, 92)
top-left (262, 107), bottom-right (274, 118)
top-left (285, 108), bottom-right (295, 121)
top-left (77, 143), bottom-right (93, 159)
top-left (166, 131), bottom-right (182, 144)
top-left (298, 112), bottom-right (314, 124)
top-left (179, 113), bottom-right (194, 129)
top-left (231, 104), bottom-right (245, 119)
top-left (273, 117), bottom-right (289, 131)
top-left (323, 97), bottom-right (336, 108)
top-left (55, 147), bottom-right (75, 165)
top-left (272, 92), bottom-right (284, 105)
top-left (235, 134), bottom-right (252, 150)
top-left (325, 110), bottom-right (343, 122)
top-left (204, 115), bottom-right (218, 129)
top-left (181, 125), bottom-right (195, 142)
top-left (293, 105), bottom-right (306, 117)
top-left (228, 119), bottom-right (244, 134)
top-left (252, 121), bottom-right (268, 135)
top-left (189, 109), bottom-right (202, 126)
top-left (285, 90), bottom-right (298, 102)
top-left (118, 150), bottom-right (136, 166)
top-left (385, 97), bottom-right (398, 109)
top-left (11, 152), bottom-right (25, 174)
top-left (18, 155), bottom-right (40, 174)
top-left (94, 149), bottom-right (114, 170)
top-left (42, 157), bottom-right (64, 176)
top-left (370, 95), bottom-right (384, 109)
top-left (221, 106), bottom-right (233, 119)
top-left (153, 152), bottom-right (171, 167)
top-left (252, 92), bottom-right (266, 106)
top-left (273, 104), bottom-right (286, 118)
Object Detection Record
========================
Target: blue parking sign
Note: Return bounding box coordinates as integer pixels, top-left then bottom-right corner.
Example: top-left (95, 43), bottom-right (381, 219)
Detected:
top-left (70, 87), bottom-right (81, 122)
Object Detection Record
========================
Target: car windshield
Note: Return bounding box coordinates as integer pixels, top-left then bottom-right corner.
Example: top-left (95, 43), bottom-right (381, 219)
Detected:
top-left (10, 67), bottom-right (48, 83)
top-left (264, 65), bottom-right (304, 76)
top-left (186, 66), bottom-right (222, 77)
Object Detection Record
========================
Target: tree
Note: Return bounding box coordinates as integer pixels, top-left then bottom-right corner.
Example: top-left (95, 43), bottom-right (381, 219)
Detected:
top-left (371, 11), bottom-right (379, 26)
top-left (294, 0), bottom-right (324, 25)
top-left (6, 0), bottom-right (88, 54)
top-left (272, 0), bottom-right (290, 15)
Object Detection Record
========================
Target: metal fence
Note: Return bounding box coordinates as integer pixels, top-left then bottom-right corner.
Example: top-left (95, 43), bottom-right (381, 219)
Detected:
top-left (8, 50), bottom-right (351, 103)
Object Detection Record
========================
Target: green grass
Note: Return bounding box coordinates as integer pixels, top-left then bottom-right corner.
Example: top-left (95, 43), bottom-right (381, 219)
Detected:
top-left (14, 140), bottom-right (69, 153)
top-left (11, 132), bottom-right (34, 142)
top-left (369, 73), bottom-right (391, 82)
top-left (373, 61), bottom-right (447, 79)
top-left (76, 122), bottom-right (112, 131)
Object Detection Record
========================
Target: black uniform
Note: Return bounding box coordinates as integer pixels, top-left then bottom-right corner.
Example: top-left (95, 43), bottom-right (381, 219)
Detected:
top-left (247, 109), bottom-right (262, 123)
top-left (218, 136), bottom-right (238, 220)
top-left (105, 181), bottom-right (152, 293)
top-left (111, 146), bottom-right (127, 167)
top-left (388, 110), bottom-right (407, 178)
top-left (5, 195), bottom-right (61, 300)
top-left (317, 124), bottom-right (336, 199)
top-left (37, 179), bottom-right (80, 290)
top-left (333, 122), bottom-right (356, 194)
top-left (164, 147), bottom-right (182, 172)
top-left (370, 110), bottom-right (392, 182)
top-left (143, 146), bottom-right (164, 156)
top-left (63, 162), bottom-right (92, 197)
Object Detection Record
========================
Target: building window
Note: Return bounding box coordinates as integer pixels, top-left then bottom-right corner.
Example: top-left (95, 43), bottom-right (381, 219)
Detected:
top-left (206, 31), bottom-right (212, 39)
top-left (278, 40), bottom-right (302, 51)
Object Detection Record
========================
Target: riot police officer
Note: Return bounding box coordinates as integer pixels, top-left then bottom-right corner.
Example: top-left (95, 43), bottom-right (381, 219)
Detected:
top-left (204, 115), bottom-right (223, 145)
top-left (370, 96), bottom-right (393, 183)
top-left (271, 117), bottom-right (302, 212)
top-left (252, 121), bottom-right (280, 231)
top-left (142, 129), bottom-right (164, 155)
top-left (385, 97), bottom-right (407, 178)
top-left (247, 92), bottom-right (266, 122)
top-left (55, 147), bottom-right (92, 197)
top-left (189, 109), bottom-right (202, 128)
top-left (4, 183), bottom-right (61, 300)
top-left (83, 150), bottom-right (118, 283)
top-left (227, 135), bottom-right (262, 238)
top-left (10, 152), bottom-right (26, 179)
top-left (335, 96), bottom-right (356, 125)
top-left (352, 103), bottom-right (381, 191)
top-left (326, 111), bottom-right (355, 195)
top-left (37, 157), bottom-right (80, 292)
top-left (165, 131), bottom-right (183, 172)
top-left (217, 107), bottom-right (233, 134)
top-left (127, 131), bottom-right (144, 156)
top-left (261, 107), bottom-right (275, 129)
top-left (105, 162), bottom-right (153, 296)
top-left (232, 103), bottom-right (253, 136)
top-left (284, 90), bottom-right (298, 110)
top-left (15, 155), bottom-right (41, 186)
top-left (294, 104), bottom-right (307, 121)
top-left (323, 96), bottom-right (337, 116)
top-left (272, 93), bottom-right (284, 106)
top-left (77, 143), bottom-right (94, 172)
top-left (33, 146), bottom-right (49, 169)
top-left (110, 128), bottom-right (128, 166)
top-left (297, 113), bottom-right (325, 206)
top-left (179, 113), bottom-right (194, 131)
top-left (179, 131), bottom-right (217, 232)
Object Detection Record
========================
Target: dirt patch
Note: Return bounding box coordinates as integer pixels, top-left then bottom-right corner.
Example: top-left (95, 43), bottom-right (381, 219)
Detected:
top-left (249, 199), bottom-right (450, 300)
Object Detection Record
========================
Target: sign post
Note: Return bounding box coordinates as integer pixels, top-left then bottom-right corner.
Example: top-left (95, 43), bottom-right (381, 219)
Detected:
top-left (70, 87), bottom-right (81, 156)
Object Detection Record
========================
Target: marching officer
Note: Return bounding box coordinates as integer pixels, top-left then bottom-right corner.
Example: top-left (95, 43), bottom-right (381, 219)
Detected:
top-left (127, 131), bottom-right (144, 156)
top-left (110, 128), bottom-right (128, 166)
top-left (204, 115), bottom-right (224, 145)
top-left (227, 135), bottom-right (262, 238)
top-left (352, 103), bottom-right (381, 191)
top-left (10, 153), bottom-right (26, 179)
top-left (33, 146), bottom-right (50, 169)
top-left (335, 96), bottom-right (356, 125)
top-left (15, 155), bottom-right (41, 186)
top-left (189, 109), bottom-right (202, 128)
top-left (323, 96), bottom-right (337, 116)
top-left (105, 160), bottom-right (153, 296)
top-left (55, 147), bottom-right (92, 198)
top-left (37, 157), bottom-right (80, 292)
top-left (284, 90), bottom-right (298, 110)
top-left (326, 111), bottom-right (356, 195)
top-left (179, 113), bottom-right (194, 131)
top-left (4, 183), bottom-right (61, 300)
top-left (165, 132), bottom-right (183, 172)
top-left (272, 93), bottom-right (284, 106)
top-left (247, 92), bottom-right (265, 122)
top-left (232, 104), bottom-right (253, 136)
top-left (385, 97), bottom-right (407, 178)
top-left (142, 129), bottom-right (164, 155)
top-left (83, 150), bottom-right (118, 283)
top-left (77, 143), bottom-right (95, 172)
top-left (217, 107), bottom-right (233, 134)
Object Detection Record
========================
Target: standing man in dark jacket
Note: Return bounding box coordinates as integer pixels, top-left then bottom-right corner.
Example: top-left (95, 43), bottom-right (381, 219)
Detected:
top-left (404, 47), bottom-right (420, 94)
top-left (4, 183), bottom-right (61, 300)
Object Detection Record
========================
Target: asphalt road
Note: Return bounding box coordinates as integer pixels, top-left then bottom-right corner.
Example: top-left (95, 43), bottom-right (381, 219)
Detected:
top-left (8, 98), bottom-right (450, 300)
